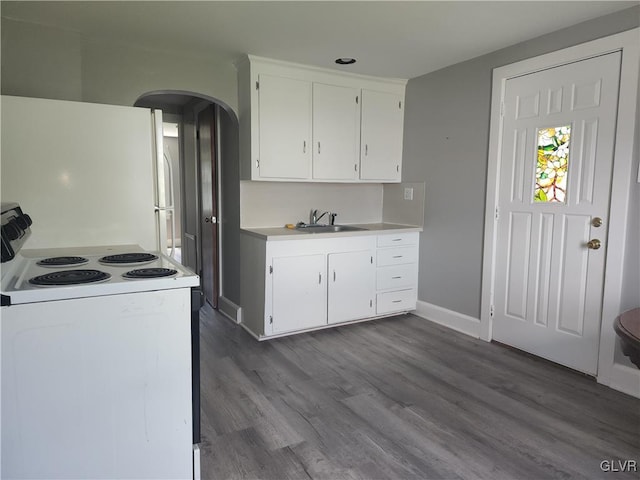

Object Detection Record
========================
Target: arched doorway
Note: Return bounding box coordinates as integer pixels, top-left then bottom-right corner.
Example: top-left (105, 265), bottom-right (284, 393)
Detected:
top-left (134, 91), bottom-right (239, 311)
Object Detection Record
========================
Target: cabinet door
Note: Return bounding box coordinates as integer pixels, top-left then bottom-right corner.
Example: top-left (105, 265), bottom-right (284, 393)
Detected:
top-left (258, 74), bottom-right (312, 179)
top-left (328, 250), bottom-right (375, 324)
top-left (272, 254), bottom-right (327, 334)
top-left (360, 89), bottom-right (404, 181)
top-left (312, 83), bottom-right (360, 180)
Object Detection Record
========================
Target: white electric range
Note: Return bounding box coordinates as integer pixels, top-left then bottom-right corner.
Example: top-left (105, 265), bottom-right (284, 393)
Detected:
top-left (2, 244), bottom-right (198, 304)
top-left (1, 203), bottom-right (201, 480)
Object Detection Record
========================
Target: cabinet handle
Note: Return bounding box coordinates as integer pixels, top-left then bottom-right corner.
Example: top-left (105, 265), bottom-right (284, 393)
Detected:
top-left (333, 270), bottom-right (336, 282)
top-left (365, 144), bottom-right (368, 156)
top-left (393, 255), bottom-right (403, 258)
top-left (392, 300), bottom-right (402, 304)
top-left (318, 142), bottom-right (321, 154)
top-left (303, 140), bottom-right (307, 153)
top-left (392, 276), bottom-right (402, 279)
top-left (392, 238), bottom-right (402, 242)
top-left (318, 272), bottom-right (321, 284)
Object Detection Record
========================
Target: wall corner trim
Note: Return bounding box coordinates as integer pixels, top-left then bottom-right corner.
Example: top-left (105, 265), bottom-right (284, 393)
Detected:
top-left (218, 296), bottom-right (242, 324)
top-left (414, 300), bottom-right (481, 339)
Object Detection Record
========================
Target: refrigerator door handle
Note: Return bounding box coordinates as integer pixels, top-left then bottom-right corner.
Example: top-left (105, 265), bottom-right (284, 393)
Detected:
top-left (163, 151), bottom-right (176, 210)
top-left (163, 151), bottom-right (177, 258)
top-left (152, 109), bottom-right (167, 253)
top-left (152, 110), bottom-right (166, 209)
top-left (167, 208), bottom-right (176, 259)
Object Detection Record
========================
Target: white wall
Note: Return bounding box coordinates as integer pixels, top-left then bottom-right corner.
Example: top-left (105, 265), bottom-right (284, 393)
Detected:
top-left (240, 181), bottom-right (383, 228)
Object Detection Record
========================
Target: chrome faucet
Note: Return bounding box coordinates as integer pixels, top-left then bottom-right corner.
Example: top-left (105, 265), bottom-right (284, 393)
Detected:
top-left (310, 209), bottom-right (329, 225)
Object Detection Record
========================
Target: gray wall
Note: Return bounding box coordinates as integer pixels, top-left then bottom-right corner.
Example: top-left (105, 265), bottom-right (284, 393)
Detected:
top-left (1, 17), bottom-right (238, 112)
top-left (403, 6), bottom-right (640, 319)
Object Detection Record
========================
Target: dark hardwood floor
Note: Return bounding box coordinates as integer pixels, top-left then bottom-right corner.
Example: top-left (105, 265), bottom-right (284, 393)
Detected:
top-left (198, 306), bottom-right (639, 480)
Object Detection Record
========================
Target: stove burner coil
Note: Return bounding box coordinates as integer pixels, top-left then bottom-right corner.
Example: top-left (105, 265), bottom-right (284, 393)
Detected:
top-left (29, 269), bottom-right (111, 286)
top-left (99, 253), bottom-right (158, 265)
top-left (123, 268), bottom-right (178, 279)
top-left (37, 256), bottom-right (89, 267)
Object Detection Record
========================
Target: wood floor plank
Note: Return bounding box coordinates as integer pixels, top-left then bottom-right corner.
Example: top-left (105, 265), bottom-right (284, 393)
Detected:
top-left (198, 307), bottom-right (640, 479)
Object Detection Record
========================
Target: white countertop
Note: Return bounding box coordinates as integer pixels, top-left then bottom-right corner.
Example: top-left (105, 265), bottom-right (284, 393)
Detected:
top-left (241, 223), bottom-right (422, 241)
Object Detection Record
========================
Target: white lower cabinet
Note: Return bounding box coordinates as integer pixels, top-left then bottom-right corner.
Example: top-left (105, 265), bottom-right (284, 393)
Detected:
top-left (328, 250), bottom-right (375, 324)
top-left (377, 289), bottom-right (417, 315)
top-left (240, 231), bottom-right (419, 339)
top-left (376, 232), bottom-right (419, 315)
top-left (272, 254), bottom-right (327, 334)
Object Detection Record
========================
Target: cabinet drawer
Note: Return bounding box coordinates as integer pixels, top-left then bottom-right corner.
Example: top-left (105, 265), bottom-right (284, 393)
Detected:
top-left (377, 289), bottom-right (417, 314)
top-left (377, 232), bottom-right (418, 247)
top-left (377, 264), bottom-right (418, 291)
top-left (377, 246), bottom-right (418, 266)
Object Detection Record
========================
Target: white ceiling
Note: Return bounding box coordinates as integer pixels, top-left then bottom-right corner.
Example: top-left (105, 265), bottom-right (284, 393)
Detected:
top-left (2, 1), bottom-right (637, 79)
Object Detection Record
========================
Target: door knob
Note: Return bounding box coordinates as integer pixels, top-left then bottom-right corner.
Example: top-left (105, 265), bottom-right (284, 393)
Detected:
top-left (592, 217), bottom-right (603, 227)
top-left (587, 239), bottom-right (601, 250)
top-left (204, 216), bottom-right (217, 224)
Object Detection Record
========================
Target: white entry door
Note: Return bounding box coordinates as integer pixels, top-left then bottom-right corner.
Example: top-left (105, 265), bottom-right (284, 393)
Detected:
top-left (492, 52), bottom-right (621, 375)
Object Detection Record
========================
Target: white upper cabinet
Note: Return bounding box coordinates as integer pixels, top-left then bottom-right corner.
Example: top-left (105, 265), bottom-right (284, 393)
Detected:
top-left (237, 55), bottom-right (407, 183)
top-left (360, 89), bottom-right (404, 181)
top-left (257, 74), bottom-right (312, 179)
top-left (312, 83), bottom-right (360, 180)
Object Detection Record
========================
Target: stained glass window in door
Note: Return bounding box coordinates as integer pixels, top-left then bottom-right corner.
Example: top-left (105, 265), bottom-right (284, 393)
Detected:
top-left (534, 126), bottom-right (570, 203)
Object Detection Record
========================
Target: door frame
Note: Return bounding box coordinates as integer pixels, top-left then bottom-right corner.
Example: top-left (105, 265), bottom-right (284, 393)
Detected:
top-left (480, 29), bottom-right (639, 387)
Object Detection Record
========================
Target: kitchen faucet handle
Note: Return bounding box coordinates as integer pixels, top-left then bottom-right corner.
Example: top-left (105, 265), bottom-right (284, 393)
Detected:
top-left (329, 213), bottom-right (337, 225)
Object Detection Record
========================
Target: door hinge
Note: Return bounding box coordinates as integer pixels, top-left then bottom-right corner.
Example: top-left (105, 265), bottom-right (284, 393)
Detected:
top-left (269, 265), bottom-right (273, 274)
top-left (256, 81), bottom-right (259, 90)
top-left (269, 315), bottom-right (273, 324)
top-left (490, 305), bottom-right (495, 317)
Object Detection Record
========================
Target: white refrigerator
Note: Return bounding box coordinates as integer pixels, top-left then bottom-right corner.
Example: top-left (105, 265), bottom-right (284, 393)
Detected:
top-left (0, 95), bottom-right (174, 252)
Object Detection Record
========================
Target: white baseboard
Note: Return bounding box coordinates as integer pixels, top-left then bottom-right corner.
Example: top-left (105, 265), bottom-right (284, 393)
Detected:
top-left (606, 363), bottom-right (640, 399)
top-left (218, 296), bottom-right (242, 324)
top-left (414, 300), bottom-right (481, 339)
top-left (414, 303), bottom-right (639, 398)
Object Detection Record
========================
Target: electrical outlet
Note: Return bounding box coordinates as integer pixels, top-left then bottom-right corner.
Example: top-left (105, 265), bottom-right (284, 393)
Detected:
top-left (404, 187), bottom-right (414, 200)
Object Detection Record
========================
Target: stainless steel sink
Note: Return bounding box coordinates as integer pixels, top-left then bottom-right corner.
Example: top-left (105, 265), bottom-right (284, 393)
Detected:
top-left (295, 224), bottom-right (367, 234)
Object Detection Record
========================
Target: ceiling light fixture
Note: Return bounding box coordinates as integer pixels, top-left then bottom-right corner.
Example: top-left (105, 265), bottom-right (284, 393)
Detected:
top-left (335, 57), bottom-right (356, 65)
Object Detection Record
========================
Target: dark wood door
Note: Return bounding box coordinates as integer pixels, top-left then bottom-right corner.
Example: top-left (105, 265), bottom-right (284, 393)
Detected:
top-left (197, 105), bottom-right (219, 308)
